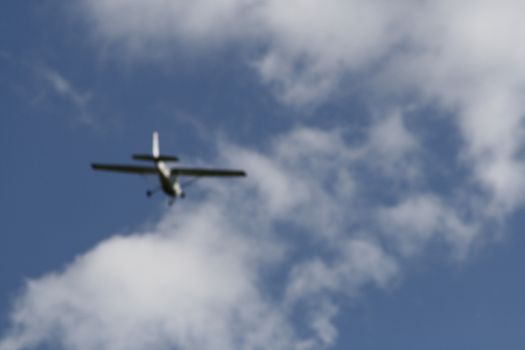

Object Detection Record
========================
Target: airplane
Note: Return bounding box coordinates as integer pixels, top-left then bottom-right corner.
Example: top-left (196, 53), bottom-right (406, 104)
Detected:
top-left (91, 132), bottom-right (246, 205)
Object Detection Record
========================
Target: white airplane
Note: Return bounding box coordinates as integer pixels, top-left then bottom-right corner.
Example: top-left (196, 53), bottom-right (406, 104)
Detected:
top-left (92, 132), bottom-right (246, 204)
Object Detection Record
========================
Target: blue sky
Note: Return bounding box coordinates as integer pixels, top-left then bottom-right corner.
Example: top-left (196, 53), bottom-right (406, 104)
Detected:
top-left (1, 1), bottom-right (525, 349)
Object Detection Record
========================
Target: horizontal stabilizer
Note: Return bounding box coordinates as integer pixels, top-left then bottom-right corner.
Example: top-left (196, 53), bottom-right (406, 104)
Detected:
top-left (132, 154), bottom-right (179, 162)
top-left (92, 163), bottom-right (158, 175)
top-left (171, 167), bottom-right (246, 177)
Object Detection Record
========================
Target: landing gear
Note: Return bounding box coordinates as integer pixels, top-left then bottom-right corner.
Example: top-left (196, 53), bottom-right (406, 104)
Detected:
top-left (146, 187), bottom-right (159, 198)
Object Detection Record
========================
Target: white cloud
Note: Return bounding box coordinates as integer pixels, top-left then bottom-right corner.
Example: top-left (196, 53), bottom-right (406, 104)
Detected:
top-left (41, 68), bottom-right (90, 107)
top-left (38, 67), bottom-right (95, 126)
top-left (219, 126), bottom-right (362, 239)
top-left (78, 0), bottom-right (405, 104)
top-left (5, 1), bottom-right (525, 348)
top-left (364, 111), bottom-right (421, 183)
top-left (379, 0), bottom-right (525, 213)
top-left (378, 194), bottom-right (478, 259)
top-left (367, 112), bottom-right (417, 161)
top-left (286, 239), bottom-right (398, 302)
top-left (78, 0), bottom-right (260, 55)
top-left (0, 204), bottom-right (297, 350)
top-left (76, 0), bottom-right (525, 214)
top-left (0, 126), bottom-right (442, 350)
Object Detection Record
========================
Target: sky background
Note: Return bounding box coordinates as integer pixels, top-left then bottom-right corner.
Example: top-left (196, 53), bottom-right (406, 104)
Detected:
top-left (1, 1), bottom-right (525, 349)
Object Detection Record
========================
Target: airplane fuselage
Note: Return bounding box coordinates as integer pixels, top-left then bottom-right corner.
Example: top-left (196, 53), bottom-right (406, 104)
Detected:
top-left (155, 160), bottom-right (182, 197)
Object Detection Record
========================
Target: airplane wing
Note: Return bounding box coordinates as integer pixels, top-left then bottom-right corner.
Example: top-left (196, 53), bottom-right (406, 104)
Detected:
top-left (91, 163), bottom-right (158, 175)
top-left (171, 167), bottom-right (246, 177)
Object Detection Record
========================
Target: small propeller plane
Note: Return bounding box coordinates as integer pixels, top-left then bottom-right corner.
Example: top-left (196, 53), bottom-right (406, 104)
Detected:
top-left (92, 132), bottom-right (246, 204)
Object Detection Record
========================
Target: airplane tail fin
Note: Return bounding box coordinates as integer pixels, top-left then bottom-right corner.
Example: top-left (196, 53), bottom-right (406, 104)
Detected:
top-left (152, 131), bottom-right (160, 158)
top-left (132, 131), bottom-right (179, 162)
